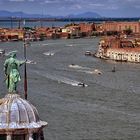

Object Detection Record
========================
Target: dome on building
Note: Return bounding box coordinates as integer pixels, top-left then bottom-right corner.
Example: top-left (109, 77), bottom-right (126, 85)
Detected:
top-left (0, 94), bottom-right (47, 133)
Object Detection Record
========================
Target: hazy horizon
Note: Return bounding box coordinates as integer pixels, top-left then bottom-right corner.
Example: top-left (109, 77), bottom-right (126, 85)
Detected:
top-left (0, 0), bottom-right (140, 18)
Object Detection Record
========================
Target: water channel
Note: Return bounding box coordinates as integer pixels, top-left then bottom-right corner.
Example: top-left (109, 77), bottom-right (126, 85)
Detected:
top-left (0, 38), bottom-right (140, 139)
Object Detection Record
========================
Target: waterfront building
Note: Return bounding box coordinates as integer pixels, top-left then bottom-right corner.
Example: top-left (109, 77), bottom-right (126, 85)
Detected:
top-left (1, 29), bottom-right (24, 41)
top-left (106, 47), bottom-right (140, 62)
top-left (99, 21), bottom-right (140, 33)
top-left (62, 26), bottom-right (80, 38)
top-left (95, 36), bottom-right (140, 63)
top-left (60, 32), bottom-right (70, 39)
top-left (79, 23), bottom-right (95, 36)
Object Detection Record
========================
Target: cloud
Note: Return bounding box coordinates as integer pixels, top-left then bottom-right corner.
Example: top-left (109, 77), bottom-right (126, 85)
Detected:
top-left (8, 0), bottom-right (35, 1)
top-left (69, 4), bottom-right (82, 10)
top-left (89, 3), bottom-right (104, 7)
top-left (44, 0), bottom-right (58, 4)
top-left (44, 0), bottom-right (78, 4)
top-left (8, 0), bottom-right (24, 1)
top-left (0, 0), bottom-right (140, 17)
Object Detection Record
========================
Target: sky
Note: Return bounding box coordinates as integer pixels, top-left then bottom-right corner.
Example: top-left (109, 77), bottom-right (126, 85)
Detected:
top-left (0, 0), bottom-right (140, 17)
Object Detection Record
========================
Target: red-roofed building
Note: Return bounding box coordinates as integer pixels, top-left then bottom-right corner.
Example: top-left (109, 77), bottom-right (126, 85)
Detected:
top-left (79, 23), bottom-right (95, 36)
top-left (100, 21), bottom-right (140, 33)
top-left (96, 36), bottom-right (140, 63)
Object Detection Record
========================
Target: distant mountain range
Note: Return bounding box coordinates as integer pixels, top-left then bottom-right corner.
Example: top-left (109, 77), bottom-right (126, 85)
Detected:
top-left (66, 12), bottom-right (101, 18)
top-left (0, 10), bottom-right (101, 18)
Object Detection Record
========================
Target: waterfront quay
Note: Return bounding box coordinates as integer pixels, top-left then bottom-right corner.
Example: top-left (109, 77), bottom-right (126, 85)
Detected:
top-left (0, 38), bottom-right (140, 139)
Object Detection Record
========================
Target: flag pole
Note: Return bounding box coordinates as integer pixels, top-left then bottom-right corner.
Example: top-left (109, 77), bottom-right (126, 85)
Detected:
top-left (23, 20), bottom-right (27, 100)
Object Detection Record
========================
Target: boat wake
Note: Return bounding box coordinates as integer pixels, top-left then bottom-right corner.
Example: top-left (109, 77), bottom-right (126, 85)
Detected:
top-left (68, 64), bottom-right (90, 70)
top-left (78, 69), bottom-right (102, 75)
top-left (41, 42), bottom-right (61, 46)
top-left (43, 51), bottom-right (55, 56)
top-left (34, 70), bottom-right (88, 87)
top-left (26, 60), bottom-right (37, 64)
top-left (68, 64), bottom-right (102, 75)
top-left (65, 44), bottom-right (74, 47)
top-left (42, 43), bottom-right (49, 46)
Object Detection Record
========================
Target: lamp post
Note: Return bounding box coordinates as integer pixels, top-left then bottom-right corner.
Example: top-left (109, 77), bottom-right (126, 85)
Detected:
top-left (24, 39), bottom-right (27, 100)
top-left (24, 32), bottom-right (28, 100)
top-left (23, 20), bottom-right (29, 100)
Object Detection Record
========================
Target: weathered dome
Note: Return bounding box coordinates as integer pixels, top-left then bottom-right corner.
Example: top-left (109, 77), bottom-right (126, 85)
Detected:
top-left (0, 94), bottom-right (47, 131)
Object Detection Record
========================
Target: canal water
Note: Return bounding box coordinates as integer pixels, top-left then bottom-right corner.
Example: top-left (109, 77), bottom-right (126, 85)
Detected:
top-left (0, 38), bottom-right (140, 140)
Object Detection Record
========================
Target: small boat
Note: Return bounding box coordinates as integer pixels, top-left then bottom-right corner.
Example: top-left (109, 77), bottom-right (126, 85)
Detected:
top-left (112, 66), bottom-right (116, 72)
top-left (69, 64), bottom-right (82, 69)
top-left (78, 82), bottom-right (88, 87)
top-left (85, 51), bottom-right (92, 56)
top-left (93, 69), bottom-right (102, 75)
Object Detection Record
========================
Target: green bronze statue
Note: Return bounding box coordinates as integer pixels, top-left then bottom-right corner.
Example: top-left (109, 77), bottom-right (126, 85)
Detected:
top-left (4, 51), bottom-right (26, 93)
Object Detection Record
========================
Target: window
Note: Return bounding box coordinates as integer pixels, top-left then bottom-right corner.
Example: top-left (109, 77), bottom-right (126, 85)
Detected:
top-left (135, 26), bottom-right (137, 32)
top-left (0, 134), bottom-right (6, 140)
top-left (119, 25), bottom-right (121, 31)
top-left (12, 134), bottom-right (26, 140)
top-left (33, 133), bottom-right (39, 140)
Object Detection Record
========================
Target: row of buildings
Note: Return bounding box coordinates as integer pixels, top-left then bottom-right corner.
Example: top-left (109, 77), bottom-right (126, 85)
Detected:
top-left (0, 23), bottom-right (95, 41)
top-left (1, 21), bottom-right (140, 42)
top-left (98, 21), bottom-right (140, 33)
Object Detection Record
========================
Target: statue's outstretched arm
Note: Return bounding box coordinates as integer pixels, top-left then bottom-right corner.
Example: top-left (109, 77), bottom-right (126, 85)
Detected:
top-left (17, 60), bottom-right (26, 67)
